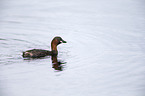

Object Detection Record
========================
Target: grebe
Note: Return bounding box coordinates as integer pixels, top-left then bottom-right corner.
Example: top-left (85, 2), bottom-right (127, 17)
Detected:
top-left (22, 36), bottom-right (66, 58)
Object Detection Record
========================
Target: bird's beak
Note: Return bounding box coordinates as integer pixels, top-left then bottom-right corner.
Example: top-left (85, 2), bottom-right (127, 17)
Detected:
top-left (61, 39), bottom-right (67, 43)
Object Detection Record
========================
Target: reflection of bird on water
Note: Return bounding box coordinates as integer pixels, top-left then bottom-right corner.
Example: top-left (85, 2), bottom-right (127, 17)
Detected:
top-left (22, 36), bottom-right (66, 58)
top-left (51, 56), bottom-right (66, 71)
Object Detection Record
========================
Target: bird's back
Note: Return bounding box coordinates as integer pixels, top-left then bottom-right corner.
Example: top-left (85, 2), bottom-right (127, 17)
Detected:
top-left (22, 49), bottom-right (51, 58)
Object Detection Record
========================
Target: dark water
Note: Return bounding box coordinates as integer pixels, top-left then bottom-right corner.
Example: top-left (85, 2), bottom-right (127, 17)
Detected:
top-left (0, 0), bottom-right (145, 96)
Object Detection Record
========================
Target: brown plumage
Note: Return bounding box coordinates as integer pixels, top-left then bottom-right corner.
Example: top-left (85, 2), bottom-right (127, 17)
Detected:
top-left (22, 36), bottom-right (66, 58)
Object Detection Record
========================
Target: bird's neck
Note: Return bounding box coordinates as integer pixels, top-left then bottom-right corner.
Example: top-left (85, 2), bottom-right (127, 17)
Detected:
top-left (51, 41), bottom-right (58, 55)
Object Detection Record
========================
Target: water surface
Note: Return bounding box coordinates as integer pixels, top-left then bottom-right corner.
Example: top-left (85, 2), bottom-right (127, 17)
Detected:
top-left (0, 0), bottom-right (145, 96)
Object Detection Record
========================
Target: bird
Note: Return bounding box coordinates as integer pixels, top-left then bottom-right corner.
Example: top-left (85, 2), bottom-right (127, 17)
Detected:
top-left (22, 36), bottom-right (66, 58)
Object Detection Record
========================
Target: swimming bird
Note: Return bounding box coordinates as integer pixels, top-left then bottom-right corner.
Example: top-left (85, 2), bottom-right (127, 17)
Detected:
top-left (22, 36), bottom-right (66, 58)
